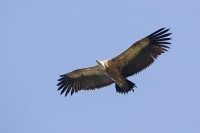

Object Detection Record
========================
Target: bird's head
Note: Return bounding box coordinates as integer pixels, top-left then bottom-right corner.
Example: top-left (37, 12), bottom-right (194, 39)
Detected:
top-left (96, 60), bottom-right (106, 69)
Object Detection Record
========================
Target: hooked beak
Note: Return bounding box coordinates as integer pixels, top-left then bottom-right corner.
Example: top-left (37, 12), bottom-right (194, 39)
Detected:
top-left (96, 60), bottom-right (100, 64)
top-left (96, 60), bottom-right (101, 66)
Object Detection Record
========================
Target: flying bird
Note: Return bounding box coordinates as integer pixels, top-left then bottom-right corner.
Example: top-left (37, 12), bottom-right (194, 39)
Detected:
top-left (57, 28), bottom-right (171, 96)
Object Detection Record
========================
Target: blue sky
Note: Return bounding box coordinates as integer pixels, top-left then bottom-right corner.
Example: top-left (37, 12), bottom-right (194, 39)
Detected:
top-left (1, 0), bottom-right (200, 133)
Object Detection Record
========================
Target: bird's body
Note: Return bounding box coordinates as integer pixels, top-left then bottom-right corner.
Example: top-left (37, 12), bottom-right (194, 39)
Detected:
top-left (96, 59), bottom-right (135, 93)
top-left (57, 28), bottom-right (172, 96)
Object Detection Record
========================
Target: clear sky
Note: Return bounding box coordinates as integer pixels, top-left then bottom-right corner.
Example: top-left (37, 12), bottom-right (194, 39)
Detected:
top-left (1, 0), bottom-right (200, 133)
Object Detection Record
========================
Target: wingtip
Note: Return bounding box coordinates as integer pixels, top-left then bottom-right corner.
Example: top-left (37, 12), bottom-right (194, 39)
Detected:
top-left (60, 74), bottom-right (66, 77)
top-left (160, 27), bottom-right (170, 31)
top-left (148, 27), bottom-right (172, 44)
top-left (148, 27), bottom-right (168, 37)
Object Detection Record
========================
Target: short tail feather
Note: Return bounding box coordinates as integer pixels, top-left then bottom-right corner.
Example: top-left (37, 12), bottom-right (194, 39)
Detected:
top-left (115, 80), bottom-right (136, 94)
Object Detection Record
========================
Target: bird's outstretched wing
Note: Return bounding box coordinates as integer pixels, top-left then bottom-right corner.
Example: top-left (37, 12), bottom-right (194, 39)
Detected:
top-left (112, 28), bottom-right (171, 77)
top-left (57, 65), bottom-right (113, 96)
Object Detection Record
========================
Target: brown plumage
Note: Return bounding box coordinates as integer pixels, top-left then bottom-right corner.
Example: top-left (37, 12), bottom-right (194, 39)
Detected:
top-left (57, 28), bottom-right (172, 96)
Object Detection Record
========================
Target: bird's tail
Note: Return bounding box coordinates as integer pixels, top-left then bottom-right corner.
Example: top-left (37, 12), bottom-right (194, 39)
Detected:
top-left (115, 80), bottom-right (136, 94)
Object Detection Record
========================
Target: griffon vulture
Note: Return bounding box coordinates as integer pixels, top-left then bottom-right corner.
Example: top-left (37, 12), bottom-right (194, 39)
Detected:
top-left (57, 28), bottom-right (171, 96)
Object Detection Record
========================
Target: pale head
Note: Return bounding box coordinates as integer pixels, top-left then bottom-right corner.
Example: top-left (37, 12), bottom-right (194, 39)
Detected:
top-left (96, 60), bottom-right (106, 69)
